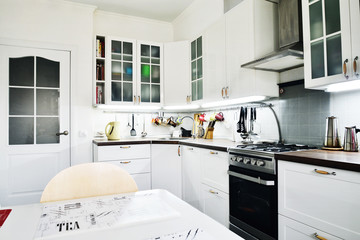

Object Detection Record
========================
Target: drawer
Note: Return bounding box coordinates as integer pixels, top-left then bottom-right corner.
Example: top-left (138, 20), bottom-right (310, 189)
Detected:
top-left (279, 215), bottom-right (342, 240)
top-left (132, 173), bottom-right (151, 191)
top-left (200, 149), bottom-right (229, 193)
top-left (96, 144), bottom-right (150, 161)
top-left (106, 158), bottom-right (150, 174)
top-left (278, 160), bottom-right (360, 239)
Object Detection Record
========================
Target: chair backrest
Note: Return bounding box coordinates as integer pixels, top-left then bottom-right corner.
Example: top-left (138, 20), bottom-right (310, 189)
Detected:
top-left (40, 162), bottom-right (138, 203)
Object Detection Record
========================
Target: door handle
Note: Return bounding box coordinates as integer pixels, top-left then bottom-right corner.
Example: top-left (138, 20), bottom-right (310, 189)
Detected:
top-left (314, 233), bottom-right (327, 240)
top-left (56, 130), bottom-right (69, 136)
top-left (178, 145), bottom-right (181, 156)
top-left (343, 59), bottom-right (349, 79)
top-left (354, 56), bottom-right (359, 77)
top-left (228, 170), bottom-right (275, 186)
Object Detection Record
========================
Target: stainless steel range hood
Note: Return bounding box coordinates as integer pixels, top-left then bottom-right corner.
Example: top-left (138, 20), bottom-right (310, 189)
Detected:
top-left (241, 0), bottom-right (303, 72)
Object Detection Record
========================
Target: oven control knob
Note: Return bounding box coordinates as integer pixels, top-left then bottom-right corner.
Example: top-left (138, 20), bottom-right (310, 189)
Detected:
top-left (243, 157), bottom-right (250, 164)
top-left (230, 156), bottom-right (237, 161)
top-left (256, 160), bottom-right (265, 166)
top-left (250, 159), bottom-right (257, 165)
top-left (236, 156), bottom-right (243, 162)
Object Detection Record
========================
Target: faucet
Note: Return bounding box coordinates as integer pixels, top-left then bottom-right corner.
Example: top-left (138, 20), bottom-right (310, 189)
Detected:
top-left (181, 116), bottom-right (195, 138)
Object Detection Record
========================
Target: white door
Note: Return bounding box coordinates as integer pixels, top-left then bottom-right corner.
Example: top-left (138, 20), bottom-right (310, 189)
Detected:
top-left (0, 45), bottom-right (70, 206)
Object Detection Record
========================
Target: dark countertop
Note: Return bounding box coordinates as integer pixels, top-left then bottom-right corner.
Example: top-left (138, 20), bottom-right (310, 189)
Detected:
top-left (275, 149), bottom-right (360, 172)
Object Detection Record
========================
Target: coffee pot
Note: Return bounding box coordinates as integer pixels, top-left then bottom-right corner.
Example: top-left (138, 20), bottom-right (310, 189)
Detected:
top-left (343, 126), bottom-right (360, 152)
top-left (105, 121), bottom-right (121, 140)
top-left (324, 116), bottom-right (341, 148)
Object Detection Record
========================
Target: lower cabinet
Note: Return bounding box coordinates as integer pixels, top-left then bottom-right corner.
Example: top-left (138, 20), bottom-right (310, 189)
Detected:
top-left (151, 144), bottom-right (182, 199)
top-left (279, 215), bottom-right (341, 240)
top-left (278, 160), bottom-right (360, 240)
top-left (182, 145), bottom-right (229, 227)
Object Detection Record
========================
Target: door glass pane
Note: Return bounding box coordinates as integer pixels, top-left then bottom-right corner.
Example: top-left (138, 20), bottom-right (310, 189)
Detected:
top-left (310, 1), bottom-right (323, 40)
top-left (311, 40), bottom-right (325, 78)
top-left (197, 79), bottom-right (203, 100)
top-left (9, 88), bottom-right (34, 115)
top-left (111, 82), bottom-right (121, 101)
top-left (123, 42), bottom-right (132, 55)
top-left (9, 117), bottom-right (34, 145)
top-left (151, 46), bottom-right (160, 58)
top-left (123, 62), bottom-right (133, 82)
top-left (123, 82), bottom-right (133, 102)
top-left (151, 65), bottom-right (160, 83)
top-left (141, 64), bottom-right (150, 82)
top-left (36, 57), bottom-right (60, 88)
top-left (191, 40), bottom-right (196, 60)
top-left (36, 89), bottom-right (59, 115)
top-left (197, 58), bottom-right (203, 79)
top-left (151, 85), bottom-right (160, 103)
top-left (327, 34), bottom-right (342, 76)
top-left (141, 84), bottom-right (150, 102)
top-left (191, 61), bottom-right (197, 80)
top-left (141, 45), bottom-right (150, 57)
top-left (112, 61), bottom-right (122, 80)
top-left (197, 37), bottom-right (202, 57)
top-left (9, 57), bottom-right (34, 87)
top-left (192, 81), bottom-right (197, 101)
top-left (123, 55), bottom-right (133, 61)
top-left (325, 0), bottom-right (340, 35)
top-left (36, 117), bottom-right (59, 144)
top-left (141, 57), bottom-right (150, 63)
top-left (112, 40), bottom-right (121, 54)
top-left (151, 58), bottom-right (160, 64)
top-left (112, 54), bottom-right (121, 60)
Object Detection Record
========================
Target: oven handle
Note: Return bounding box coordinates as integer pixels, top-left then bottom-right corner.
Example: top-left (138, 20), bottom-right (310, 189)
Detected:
top-left (228, 170), bottom-right (275, 186)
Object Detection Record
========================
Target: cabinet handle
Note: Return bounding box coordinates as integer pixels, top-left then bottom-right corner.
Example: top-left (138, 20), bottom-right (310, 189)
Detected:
top-left (120, 161), bottom-right (131, 164)
top-left (138, 96), bottom-right (141, 104)
top-left (209, 189), bottom-right (219, 194)
top-left (221, 88), bottom-right (225, 98)
top-left (343, 59), bottom-right (349, 79)
top-left (225, 86), bottom-right (229, 98)
top-left (313, 233), bottom-right (327, 240)
top-left (188, 147), bottom-right (193, 150)
top-left (133, 95), bottom-right (137, 103)
top-left (120, 146), bottom-right (131, 149)
top-left (209, 151), bottom-right (218, 155)
top-left (314, 169), bottom-right (336, 176)
top-left (178, 145), bottom-right (181, 156)
top-left (354, 56), bottom-right (359, 77)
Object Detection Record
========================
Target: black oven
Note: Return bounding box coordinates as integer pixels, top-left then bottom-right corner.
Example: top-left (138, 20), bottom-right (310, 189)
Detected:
top-left (228, 165), bottom-right (277, 240)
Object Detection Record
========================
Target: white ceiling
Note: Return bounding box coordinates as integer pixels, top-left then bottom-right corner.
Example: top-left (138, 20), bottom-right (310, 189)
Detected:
top-left (65, 0), bottom-right (195, 22)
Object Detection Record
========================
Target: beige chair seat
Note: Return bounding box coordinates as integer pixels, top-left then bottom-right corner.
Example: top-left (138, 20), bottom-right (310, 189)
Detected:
top-left (40, 162), bottom-right (138, 203)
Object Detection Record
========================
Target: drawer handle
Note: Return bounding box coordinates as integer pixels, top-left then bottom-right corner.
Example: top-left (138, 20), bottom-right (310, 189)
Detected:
top-left (120, 146), bottom-right (131, 149)
top-left (314, 233), bottom-right (327, 240)
top-left (314, 169), bottom-right (336, 176)
top-left (209, 151), bottom-right (218, 155)
top-left (120, 161), bottom-right (131, 164)
top-left (188, 147), bottom-right (193, 150)
top-left (209, 190), bottom-right (219, 194)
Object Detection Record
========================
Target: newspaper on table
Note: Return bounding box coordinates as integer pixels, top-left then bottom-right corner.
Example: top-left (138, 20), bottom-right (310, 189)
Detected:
top-left (34, 192), bottom-right (179, 239)
top-left (146, 228), bottom-right (215, 240)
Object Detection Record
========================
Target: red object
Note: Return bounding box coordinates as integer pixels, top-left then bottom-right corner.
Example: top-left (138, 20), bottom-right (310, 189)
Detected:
top-left (0, 209), bottom-right (12, 228)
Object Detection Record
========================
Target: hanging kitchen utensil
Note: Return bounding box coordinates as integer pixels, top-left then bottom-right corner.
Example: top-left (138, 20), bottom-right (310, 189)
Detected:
top-left (237, 107), bottom-right (243, 133)
top-left (141, 118), bottom-right (147, 137)
top-left (130, 114), bottom-right (136, 136)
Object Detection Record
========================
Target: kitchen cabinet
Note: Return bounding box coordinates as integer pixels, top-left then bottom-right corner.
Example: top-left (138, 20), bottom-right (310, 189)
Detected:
top-left (163, 41), bottom-right (191, 106)
top-left (302, 0), bottom-right (360, 89)
top-left (279, 215), bottom-right (342, 240)
top-left (93, 36), bottom-right (162, 106)
top-left (151, 144), bottom-right (182, 199)
top-left (190, 36), bottom-right (204, 102)
top-left (278, 160), bottom-right (360, 239)
top-left (203, 16), bottom-right (228, 102)
top-left (225, 0), bottom-right (279, 99)
top-left (93, 144), bottom-right (151, 190)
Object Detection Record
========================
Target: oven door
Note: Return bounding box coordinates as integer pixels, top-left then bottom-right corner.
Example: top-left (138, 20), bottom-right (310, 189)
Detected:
top-left (228, 165), bottom-right (277, 240)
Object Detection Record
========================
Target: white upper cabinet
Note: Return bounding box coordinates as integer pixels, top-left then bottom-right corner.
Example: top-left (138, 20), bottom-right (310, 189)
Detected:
top-left (225, 0), bottom-right (279, 99)
top-left (302, 0), bottom-right (360, 89)
top-left (203, 17), bottom-right (228, 102)
top-left (163, 41), bottom-right (191, 106)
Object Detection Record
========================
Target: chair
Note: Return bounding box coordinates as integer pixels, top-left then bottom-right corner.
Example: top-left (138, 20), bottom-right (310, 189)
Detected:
top-left (40, 162), bottom-right (138, 203)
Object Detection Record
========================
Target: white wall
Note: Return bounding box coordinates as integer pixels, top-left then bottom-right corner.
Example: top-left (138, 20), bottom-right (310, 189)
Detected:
top-left (172, 0), bottom-right (224, 41)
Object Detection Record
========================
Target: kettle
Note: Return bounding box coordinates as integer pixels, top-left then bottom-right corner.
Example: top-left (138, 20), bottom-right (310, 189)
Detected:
top-left (343, 126), bottom-right (360, 152)
top-left (105, 121), bottom-right (121, 140)
top-left (324, 116), bottom-right (341, 148)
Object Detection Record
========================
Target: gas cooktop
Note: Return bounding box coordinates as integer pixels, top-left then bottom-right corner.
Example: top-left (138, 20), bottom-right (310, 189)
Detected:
top-left (234, 143), bottom-right (317, 153)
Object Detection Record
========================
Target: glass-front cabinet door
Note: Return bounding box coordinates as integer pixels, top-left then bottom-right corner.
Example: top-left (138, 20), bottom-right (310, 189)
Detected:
top-left (108, 38), bottom-right (136, 104)
top-left (350, 0), bottom-right (360, 80)
top-left (191, 36), bottom-right (203, 101)
top-left (303, 0), bottom-right (352, 89)
top-left (137, 42), bottom-right (162, 104)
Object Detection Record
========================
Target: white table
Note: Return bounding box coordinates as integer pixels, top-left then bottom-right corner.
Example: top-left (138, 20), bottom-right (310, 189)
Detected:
top-left (0, 189), bottom-right (243, 240)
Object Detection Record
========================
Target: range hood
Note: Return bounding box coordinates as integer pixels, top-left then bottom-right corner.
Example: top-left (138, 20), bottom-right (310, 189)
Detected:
top-left (241, 0), bottom-right (303, 72)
